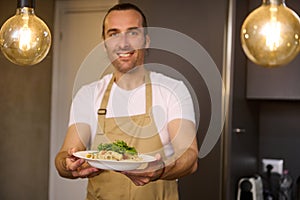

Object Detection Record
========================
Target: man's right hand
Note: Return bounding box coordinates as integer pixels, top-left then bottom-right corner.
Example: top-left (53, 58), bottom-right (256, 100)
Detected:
top-left (65, 148), bottom-right (102, 178)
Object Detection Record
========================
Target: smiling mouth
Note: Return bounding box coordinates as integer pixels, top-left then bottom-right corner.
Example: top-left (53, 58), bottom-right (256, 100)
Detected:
top-left (117, 51), bottom-right (135, 58)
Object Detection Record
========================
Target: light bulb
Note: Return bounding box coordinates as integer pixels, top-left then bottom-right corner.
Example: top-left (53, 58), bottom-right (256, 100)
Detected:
top-left (0, 0), bottom-right (51, 66)
top-left (241, 0), bottom-right (300, 67)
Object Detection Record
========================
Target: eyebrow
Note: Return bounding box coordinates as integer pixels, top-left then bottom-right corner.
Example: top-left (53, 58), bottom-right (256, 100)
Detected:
top-left (127, 27), bottom-right (141, 31)
top-left (106, 28), bottom-right (118, 34)
top-left (106, 27), bottom-right (142, 35)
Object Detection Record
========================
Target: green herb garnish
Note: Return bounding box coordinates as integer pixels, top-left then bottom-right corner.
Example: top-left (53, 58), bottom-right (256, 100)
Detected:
top-left (97, 140), bottom-right (138, 155)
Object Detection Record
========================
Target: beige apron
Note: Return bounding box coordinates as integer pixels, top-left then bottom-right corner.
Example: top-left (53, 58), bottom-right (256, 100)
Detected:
top-left (86, 72), bottom-right (178, 200)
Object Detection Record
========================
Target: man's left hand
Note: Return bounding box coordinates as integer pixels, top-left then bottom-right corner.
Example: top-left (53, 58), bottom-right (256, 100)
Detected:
top-left (120, 154), bottom-right (165, 186)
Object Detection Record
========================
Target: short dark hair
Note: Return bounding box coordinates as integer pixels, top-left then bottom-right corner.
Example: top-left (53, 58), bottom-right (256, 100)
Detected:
top-left (102, 3), bottom-right (148, 39)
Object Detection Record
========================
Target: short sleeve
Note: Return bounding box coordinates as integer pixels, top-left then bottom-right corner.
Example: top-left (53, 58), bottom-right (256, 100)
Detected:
top-left (167, 81), bottom-right (195, 124)
top-left (69, 85), bottom-right (94, 126)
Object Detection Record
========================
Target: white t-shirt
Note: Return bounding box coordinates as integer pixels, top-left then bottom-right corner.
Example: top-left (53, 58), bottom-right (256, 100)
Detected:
top-left (69, 71), bottom-right (195, 154)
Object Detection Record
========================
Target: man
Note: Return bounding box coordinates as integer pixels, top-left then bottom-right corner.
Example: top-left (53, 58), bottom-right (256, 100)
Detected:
top-left (55, 3), bottom-right (198, 200)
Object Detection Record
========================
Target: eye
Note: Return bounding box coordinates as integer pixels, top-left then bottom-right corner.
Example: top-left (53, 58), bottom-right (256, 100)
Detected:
top-left (127, 30), bottom-right (139, 36)
top-left (109, 32), bottom-right (120, 37)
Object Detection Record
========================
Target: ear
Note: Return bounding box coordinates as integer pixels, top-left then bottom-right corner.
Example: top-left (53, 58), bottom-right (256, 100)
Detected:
top-left (144, 35), bottom-right (150, 49)
top-left (103, 39), bottom-right (108, 52)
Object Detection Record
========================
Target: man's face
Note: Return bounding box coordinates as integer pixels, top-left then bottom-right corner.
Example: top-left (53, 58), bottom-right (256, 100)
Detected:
top-left (103, 10), bottom-right (149, 74)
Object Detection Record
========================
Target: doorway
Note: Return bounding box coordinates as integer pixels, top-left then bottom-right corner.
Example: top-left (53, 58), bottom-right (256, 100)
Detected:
top-left (49, 1), bottom-right (117, 199)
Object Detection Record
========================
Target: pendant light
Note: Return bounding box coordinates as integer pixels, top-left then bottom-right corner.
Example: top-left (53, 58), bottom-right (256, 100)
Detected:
top-left (0, 0), bottom-right (51, 66)
top-left (241, 0), bottom-right (300, 67)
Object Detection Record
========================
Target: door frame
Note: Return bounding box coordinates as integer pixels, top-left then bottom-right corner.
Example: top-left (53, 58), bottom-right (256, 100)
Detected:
top-left (49, 1), bottom-right (117, 199)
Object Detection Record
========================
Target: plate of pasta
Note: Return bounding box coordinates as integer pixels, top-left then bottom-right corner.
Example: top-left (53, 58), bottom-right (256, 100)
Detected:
top-left (73, 141), bottom-right (156, 171)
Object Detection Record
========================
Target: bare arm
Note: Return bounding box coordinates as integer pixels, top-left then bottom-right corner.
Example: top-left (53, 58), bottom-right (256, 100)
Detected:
top-left (161, 118), bottom-right (198, 180)
top-left (55, 123), bottom-right (101, 179)
top-left (122, 118), bottom-right (198, 185)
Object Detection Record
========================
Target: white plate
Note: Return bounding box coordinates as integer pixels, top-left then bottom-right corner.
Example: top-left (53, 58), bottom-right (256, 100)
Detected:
top-left (73, 151), bottom-right (156, 171)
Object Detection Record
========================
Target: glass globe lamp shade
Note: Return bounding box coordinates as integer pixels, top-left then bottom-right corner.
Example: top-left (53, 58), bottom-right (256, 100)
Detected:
top-left (241, 0), bottom-right (300, 67)
top-left (0, 3), bottom-right (51, 66)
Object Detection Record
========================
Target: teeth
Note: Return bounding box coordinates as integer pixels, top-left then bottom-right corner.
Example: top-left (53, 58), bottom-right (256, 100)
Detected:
top-left (117, 51), bottom-right (134, 57)
top-left (118, 53), bottom-right (130, 57)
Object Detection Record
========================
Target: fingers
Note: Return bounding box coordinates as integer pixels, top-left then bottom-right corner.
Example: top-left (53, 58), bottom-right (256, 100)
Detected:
top-left (122, 170), bottom-right (151, 186)
top-left (68, 160), bottom-right (102, 178)
top-left (121, 153), bottom-right (165, 186)
top-left (127, 176), bottom-right (150, 186)
top-left (65, 148), bottom-right (102, 178)
top-left (76, 166), bottom-right (102, 178)
top-left (65, 157), bottom-right (84, 171)
top-left (67, 147), bottom-right (78, 157)
top-left (154, 153), bottom-right (162, 161)
top-left (147, 153), bottom-right (165, 171)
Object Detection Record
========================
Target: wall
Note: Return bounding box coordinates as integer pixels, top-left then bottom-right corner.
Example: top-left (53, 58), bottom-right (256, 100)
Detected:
top-left (0, 1), bottom-right (54, 199)
top-left (224, 0), bottom-right (261, 199)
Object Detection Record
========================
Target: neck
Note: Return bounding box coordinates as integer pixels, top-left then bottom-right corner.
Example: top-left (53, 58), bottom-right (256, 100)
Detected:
top-left (114, 67), bottom-right (146, 90)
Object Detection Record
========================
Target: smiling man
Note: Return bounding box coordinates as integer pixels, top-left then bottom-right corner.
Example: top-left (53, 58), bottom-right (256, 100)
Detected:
top-left (55, 3), bottom-right (199, 200)
top-left (104, 9), bottom-right (149, 75)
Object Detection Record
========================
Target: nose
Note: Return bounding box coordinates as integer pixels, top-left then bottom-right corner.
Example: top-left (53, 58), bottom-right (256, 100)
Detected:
top-left (118, 33), bottom-right (130, 49)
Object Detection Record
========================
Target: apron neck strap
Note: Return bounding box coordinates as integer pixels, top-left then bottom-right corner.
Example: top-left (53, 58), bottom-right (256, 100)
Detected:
top-left (99, 71), bottom-right (152, 115)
